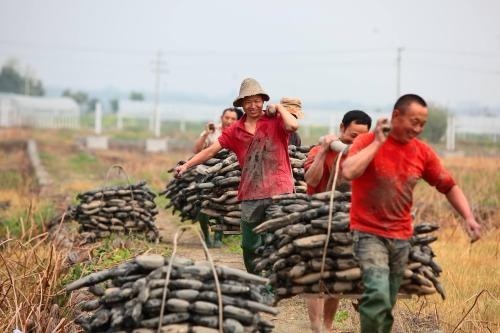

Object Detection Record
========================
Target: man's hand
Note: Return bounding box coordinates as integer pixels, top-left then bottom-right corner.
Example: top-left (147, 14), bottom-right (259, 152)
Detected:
top-left (374, 118), bottom-right (390, 144)
top-left (465, 217), bottom-right (481, 243)
top-left (174, 163), bottom-right (189, 177)
top-left (204, 122), bottom-right (215, 134)
top-left (265, 104), bottom-right (277, 117)
top-left (319, 134), bottom-right (339, 151)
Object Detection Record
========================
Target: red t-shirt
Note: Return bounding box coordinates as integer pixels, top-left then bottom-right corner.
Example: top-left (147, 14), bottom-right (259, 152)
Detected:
top-left (348, 132), bottom-right (456, 239)
top-left (218, 114), bottom-right (294, 201)
top-left (304, 145), bottom-right (345, 194)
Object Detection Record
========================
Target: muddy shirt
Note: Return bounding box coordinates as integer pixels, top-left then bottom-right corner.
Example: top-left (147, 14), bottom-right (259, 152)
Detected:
top-left (218, 114), bottom-right (294, 201)
top-left (304, 145), bottom-right (347, 194)
top-left (348, 132), bottom-right (456, 239)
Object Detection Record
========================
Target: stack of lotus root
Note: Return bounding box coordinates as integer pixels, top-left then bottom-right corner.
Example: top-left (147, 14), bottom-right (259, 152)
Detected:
top-left (72, 181), bottom-right (160, 242)
top-left (66, 254), bottom-right (277, 333)
top-left (252, 190), bottom-right (445, 302)
top-left (162, 145), bottom-right (311, 234)
top-left (288, 144), bottom-right (311, 193)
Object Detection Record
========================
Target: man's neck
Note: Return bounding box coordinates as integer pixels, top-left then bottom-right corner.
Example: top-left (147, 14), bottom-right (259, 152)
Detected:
top-left (245, 114), bottom-right (262, 124)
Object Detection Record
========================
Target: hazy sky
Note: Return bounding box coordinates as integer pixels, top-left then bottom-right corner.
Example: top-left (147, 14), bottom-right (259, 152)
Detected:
top-left (1, 0), bottom-right (500, 110)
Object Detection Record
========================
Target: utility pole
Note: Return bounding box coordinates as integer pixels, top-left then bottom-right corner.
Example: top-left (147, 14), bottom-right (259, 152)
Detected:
top-left (24, 65), bottom-right (31, 96)
top-left (396, 47), bottom-right (404, 98)
top-left (151, 50), bottom-right (167, 137)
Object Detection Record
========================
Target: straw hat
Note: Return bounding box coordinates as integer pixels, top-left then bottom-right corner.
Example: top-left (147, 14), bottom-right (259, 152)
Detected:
top-left (233, 78), bottom-right (270, 107)
top-left (280, 97), bottom-right (304, 119)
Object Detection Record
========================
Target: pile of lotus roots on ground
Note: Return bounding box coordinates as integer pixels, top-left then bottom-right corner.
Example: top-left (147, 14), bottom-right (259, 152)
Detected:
top-left (252, 189), bottom-right (446, 302)
top-left (162, 145), bottom-right (311, 234)
top-left (71, 181), bottom-right (160, 243)
top-left (66, 254), bottom-right (277, 332)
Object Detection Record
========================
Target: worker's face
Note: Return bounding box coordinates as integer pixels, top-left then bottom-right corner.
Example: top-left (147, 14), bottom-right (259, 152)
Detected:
top-left (241, 95), bottom-right (264, 119)
top-left (220, 110), bottom-right (237, 129)
top-left (391, 102), bottom-right (428, 143)
top-left (339, 122), bottom-right (370, 144)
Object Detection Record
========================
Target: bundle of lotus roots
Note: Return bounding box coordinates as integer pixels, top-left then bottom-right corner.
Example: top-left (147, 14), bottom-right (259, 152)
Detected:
top-left (66, 254), bottom-right (277, 332)
top-left (72, 181), bottom-right (160, 243)
top-left (162, 145), bottom-right (311, 234)
top-left (252, 190), bottom-right (445, 302)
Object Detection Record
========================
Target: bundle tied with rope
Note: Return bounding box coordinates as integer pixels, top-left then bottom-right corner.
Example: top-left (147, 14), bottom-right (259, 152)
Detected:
top-left (71, 165), bottom-right (160, 243)
top-left (66, 225), bottom-right (278, 333)
top-left (252, 150), bottom-right (446, 302)
top-left (161, 145), bottom-right (311, 234)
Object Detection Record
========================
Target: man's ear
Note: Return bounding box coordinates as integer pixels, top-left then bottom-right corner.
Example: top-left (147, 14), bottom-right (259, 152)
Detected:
top-left (339, 123), bottom-right (345, 133)
top-left (392, 109), bottom-right (402, 120)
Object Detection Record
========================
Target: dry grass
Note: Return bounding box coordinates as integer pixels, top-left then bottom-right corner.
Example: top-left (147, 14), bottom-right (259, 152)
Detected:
top-left (0, 214), bottom-right (79, 332)
top-left (396, 156), bottom-right (500, 332)
top-left (394, 228), bottom-right (499, 333)
top-left (414, 156), bottom-right (499, 230)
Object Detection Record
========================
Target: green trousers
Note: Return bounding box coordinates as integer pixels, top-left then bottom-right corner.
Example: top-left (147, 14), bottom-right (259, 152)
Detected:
top-left (353, 231), bottom-right (409, 333)
top-left (240, 199), bottom-right (272, 274)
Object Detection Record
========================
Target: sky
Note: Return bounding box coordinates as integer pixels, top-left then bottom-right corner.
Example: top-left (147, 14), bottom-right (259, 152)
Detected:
top-left (1, 0), bottom-right (500, 114)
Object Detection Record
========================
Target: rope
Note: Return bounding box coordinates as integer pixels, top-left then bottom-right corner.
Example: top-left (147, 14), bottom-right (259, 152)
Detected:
top-left (157, 225), bottom-right (224, 333)
top-left (103, 164), bottom-right (137, 227)
top-left (319, 149), bottom-right (344, 297)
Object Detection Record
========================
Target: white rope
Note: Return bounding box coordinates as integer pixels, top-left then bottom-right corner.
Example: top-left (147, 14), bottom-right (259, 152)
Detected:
top-left (319, 149), bottom-right (345, 297)
top-left (157, 225), bottom-right (224, 333)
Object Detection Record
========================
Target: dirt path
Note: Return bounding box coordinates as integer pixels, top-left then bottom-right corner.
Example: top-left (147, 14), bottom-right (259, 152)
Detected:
top-left (155, 209), bottom-right (315, 333)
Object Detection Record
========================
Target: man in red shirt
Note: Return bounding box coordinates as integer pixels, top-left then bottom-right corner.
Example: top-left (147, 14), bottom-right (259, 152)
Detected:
top-left (304, 110), bottom-right (371, 333)
top-left (342, 94), bottom-right (481, 333)
top-left (176, 78), bottom-right (298, 273)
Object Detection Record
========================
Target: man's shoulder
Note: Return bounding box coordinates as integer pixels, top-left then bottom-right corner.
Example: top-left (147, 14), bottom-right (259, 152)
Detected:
top-left (412, 138), bottom-right (439, 159)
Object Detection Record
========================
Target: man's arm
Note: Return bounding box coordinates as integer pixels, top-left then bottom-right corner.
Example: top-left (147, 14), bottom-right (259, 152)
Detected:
top-left (342, 118), bottom-right (388, 180)
top-left (445, 185), bottom-right (481, 241)
top-left (193, 132), bottom-right (209, 153)
top-left (304, 134), bottom-right (338, 187)
top-left (274, 104), bottom-right (299, 132)
top-left (193, 122), bottom-right (214, 153)
top-left (176, 141), bottom-right (222, 176)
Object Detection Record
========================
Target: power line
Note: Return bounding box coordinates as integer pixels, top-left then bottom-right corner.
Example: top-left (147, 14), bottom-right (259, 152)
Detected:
top-left (408, 47), bottom-right (500, 59)
top-left (0, 40), bottom-right (392, 57)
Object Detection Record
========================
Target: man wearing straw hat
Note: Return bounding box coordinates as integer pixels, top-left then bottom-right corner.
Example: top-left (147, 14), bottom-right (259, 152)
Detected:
top-left (303, 110), bottom-right (372, 333)
top-left (176, 78), bottom-right (299, 273)
top-left (193, 107), bottom-right (239, 248)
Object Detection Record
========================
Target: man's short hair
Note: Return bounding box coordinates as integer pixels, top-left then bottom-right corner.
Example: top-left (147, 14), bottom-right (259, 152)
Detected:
top-left (342, 110), bottom-right (372, 129)
top-left (394, 94), bottom-right (427, 113)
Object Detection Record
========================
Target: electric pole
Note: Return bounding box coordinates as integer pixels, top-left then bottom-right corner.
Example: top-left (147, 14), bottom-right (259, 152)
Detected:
top-left (396, 47), bottom-right (404, 98)
top-left (24, 65), bottom-right (31, 96)
top-left (151, 50), bottom-right (167, 137)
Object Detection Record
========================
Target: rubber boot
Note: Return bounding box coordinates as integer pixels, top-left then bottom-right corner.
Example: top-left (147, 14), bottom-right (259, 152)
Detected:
top-left (380, 272), bottom-right (404, 333)
top-left (359, 267), bottom-right (391, 333)
top-left (213, 231), bottom-right (223, 248)
top-left (198, 213), bottom-right (214, 248)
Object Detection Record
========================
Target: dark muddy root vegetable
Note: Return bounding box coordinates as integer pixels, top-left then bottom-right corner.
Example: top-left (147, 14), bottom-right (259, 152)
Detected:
top-left (252, 187), bottom-right (446, 301)
top-left (72, 181), bottom-right (160, 243)
top-left (163, 146), bottom-right (313, 234)
top-left (66, 254), bottom-right (277, 332)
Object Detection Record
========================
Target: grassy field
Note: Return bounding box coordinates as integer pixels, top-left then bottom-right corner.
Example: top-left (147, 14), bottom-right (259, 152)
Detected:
top-left (0, 127), bottom-right (498, 332)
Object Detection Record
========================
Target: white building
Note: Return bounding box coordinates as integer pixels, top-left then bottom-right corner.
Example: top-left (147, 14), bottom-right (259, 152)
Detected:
top-left (0, 93), bottom-right (80, 129)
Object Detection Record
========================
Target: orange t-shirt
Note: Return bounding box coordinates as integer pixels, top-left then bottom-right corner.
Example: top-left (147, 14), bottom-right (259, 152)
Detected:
top-left (304, 145), bottom-right (346, 194)
top-left (348, 132), bottom-right (456, 239)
